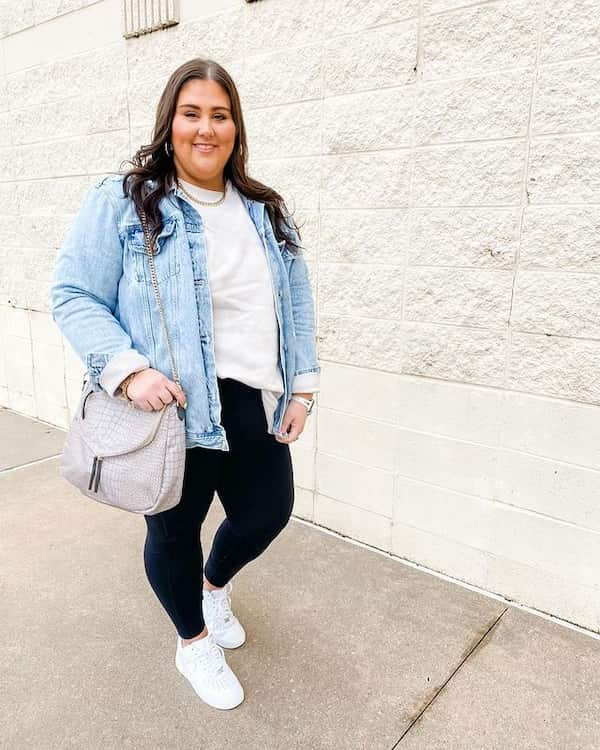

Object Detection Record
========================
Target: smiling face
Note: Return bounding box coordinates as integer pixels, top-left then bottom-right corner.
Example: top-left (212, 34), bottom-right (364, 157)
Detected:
top-left (170, 78), bottom-right (237, 191)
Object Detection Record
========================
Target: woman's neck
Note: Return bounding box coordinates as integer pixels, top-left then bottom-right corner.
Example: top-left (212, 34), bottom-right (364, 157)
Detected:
top-left (176, 171), bottom-right (225, 192)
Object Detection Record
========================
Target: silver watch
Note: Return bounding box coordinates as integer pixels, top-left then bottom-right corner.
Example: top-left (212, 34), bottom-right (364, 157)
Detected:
top-left (290, 395), bottom-right (315, 415)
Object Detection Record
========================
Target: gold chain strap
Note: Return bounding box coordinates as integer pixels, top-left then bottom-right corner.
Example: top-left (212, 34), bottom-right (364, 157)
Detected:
top-left (138, 208), bottom-right (181, 390)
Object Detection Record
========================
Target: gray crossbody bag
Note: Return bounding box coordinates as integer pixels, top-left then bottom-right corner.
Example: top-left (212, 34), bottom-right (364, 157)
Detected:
top-left (60, 208), bottom-right (186, 515)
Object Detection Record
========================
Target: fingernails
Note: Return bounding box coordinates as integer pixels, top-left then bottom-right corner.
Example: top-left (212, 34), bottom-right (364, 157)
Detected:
top-left (183, 401), bottom-right (188, 409)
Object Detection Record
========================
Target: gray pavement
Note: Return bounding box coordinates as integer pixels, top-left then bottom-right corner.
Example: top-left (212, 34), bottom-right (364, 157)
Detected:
top-left (1, 406), bottom-right (599, 750)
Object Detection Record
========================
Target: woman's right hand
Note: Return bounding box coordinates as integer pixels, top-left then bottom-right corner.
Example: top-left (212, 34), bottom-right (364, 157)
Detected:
top-left (122, 369), bottom-right (187, 412)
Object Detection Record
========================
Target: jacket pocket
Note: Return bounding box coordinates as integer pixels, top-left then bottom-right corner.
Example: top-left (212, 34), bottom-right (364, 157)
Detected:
top-left (126, 217), bottom-right (180, 283)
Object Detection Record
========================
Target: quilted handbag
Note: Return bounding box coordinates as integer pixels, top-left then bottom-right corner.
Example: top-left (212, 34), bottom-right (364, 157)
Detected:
top-left (60, 207), bottom-right (186, 515)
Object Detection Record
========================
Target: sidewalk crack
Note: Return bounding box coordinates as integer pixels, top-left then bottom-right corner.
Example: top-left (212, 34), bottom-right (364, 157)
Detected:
top-left (0, 453), bottom-right (62, 474)
top-left (389, 607), bottom-right (509, 749)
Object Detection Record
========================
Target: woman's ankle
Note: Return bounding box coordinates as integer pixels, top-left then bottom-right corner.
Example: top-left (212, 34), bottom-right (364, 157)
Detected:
top-left (182, 627), bottom-right (208, 646)
top-left (203, 575), bottom-right (223, 592)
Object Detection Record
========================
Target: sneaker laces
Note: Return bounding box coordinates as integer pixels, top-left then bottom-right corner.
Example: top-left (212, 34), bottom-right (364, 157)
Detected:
top-left (185, 634), bottom-right (226, 677)
top-left (206, 581), bottom-right (234, 626)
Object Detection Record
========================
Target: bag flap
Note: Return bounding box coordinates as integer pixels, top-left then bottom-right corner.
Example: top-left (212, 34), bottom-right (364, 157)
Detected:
top-left (77, 385), bottom-right (167, 458)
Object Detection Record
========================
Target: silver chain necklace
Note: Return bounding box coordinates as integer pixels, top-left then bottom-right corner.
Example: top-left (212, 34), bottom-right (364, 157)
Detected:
top-left (177, 179), bottom-right (227, 207)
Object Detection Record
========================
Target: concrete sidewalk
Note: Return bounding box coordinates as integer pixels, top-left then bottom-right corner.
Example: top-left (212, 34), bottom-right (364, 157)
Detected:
top-left (1, 407), bottom-right (599, 750)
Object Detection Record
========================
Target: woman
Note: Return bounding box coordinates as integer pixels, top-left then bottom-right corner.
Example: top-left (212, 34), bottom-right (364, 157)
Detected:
top-left (51, 58), bottom-right (320, 710)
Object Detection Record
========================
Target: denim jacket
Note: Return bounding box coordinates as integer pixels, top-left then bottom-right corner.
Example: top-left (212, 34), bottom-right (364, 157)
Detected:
top-left (51, 174), bottom-right (320, 451)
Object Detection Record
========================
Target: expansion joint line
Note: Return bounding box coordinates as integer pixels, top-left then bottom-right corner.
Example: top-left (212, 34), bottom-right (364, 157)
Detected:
top-left (390, 607), bottom-right (509, 749)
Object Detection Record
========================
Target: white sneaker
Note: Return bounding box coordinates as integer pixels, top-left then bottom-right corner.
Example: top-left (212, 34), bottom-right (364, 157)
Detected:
top-left (175, 631), bottom-right (244, 710)
top-left (202, 581), bottom-right (246, 649)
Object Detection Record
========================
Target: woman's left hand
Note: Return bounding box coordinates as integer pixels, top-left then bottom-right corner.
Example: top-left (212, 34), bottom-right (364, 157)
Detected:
top-left (275, 399), bottom-right (309, 443)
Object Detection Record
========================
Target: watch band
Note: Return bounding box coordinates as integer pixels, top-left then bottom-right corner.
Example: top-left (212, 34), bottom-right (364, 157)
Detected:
top-left (291, 394), bottom-right (315, 415)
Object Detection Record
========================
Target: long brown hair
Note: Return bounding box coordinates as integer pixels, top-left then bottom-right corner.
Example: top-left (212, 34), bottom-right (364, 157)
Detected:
top-left (118, 58), bottom-right (302, 252)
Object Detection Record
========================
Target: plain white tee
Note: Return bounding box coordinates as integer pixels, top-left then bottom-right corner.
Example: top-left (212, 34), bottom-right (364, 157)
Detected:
top-left (178, 177), bottom-right (284, 433)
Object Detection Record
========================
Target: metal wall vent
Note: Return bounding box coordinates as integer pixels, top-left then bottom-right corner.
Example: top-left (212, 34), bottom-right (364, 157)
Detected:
top-left (123, 0), bottom-right (179, 38)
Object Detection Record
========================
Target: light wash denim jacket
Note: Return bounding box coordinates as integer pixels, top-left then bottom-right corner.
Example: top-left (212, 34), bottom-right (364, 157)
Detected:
top-left (51, 174), bottom-right (320, 451)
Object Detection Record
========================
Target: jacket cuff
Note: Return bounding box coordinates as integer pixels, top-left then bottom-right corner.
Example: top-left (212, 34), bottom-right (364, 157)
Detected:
top-left (98, 349), bottom-right (150, 397)
top-left (291, 371), bottom-right (320, 395)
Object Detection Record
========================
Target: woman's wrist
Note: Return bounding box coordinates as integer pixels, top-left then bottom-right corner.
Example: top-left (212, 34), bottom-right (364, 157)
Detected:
top-left (119, 372), bottom-right (138, 400)
top-left (290, 393), bottom-right (315, 415)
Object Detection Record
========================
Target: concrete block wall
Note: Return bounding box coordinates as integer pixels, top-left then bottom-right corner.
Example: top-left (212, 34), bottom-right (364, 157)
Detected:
top-left (2, 0), bottom-right (600, 632)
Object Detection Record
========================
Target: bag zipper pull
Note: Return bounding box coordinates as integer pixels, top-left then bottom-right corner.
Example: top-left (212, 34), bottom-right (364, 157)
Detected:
top-left (88, 456), bottom-right (104, 493)
top-left (93, 457), bottom-right (103, 493)
top-left (88, 456), bottom-right (98, 490)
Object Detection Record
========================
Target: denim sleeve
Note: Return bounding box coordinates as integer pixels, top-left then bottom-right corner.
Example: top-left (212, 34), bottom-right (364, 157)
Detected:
top-left (286, 226), bottom-right (321, 392)
top-left (50, 182), bottom-right (149, 396)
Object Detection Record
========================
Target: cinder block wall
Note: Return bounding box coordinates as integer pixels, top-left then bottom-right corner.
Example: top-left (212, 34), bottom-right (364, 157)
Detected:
top-left (2, 0), bottom-right (600, 632)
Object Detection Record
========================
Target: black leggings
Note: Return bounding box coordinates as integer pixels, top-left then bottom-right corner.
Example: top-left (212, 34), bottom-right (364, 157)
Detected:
top-left (143, 377), bottom-right (294, 639)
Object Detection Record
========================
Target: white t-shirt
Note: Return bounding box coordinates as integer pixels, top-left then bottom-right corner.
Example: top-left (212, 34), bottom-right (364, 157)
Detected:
top-left (178, 177), bottom-right (284, 433)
